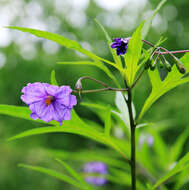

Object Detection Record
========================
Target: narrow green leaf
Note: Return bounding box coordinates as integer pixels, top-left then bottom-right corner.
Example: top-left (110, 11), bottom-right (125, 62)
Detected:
top-left (8, 125), bottom-right (130, 161)
top-left (7, 26), bottom-right (118, 69)
top-left (104, 105), bottom-right (111, 137)
top-left (142, 0), bottom-right (167, 39)
top-left (46, 149), bottom-right (127, 170)
top-left (55, 159), bottom-right (92, 190)
top-left (95, 19), bottom-right (122, 68)
top-left (18, 164), bottom-right (85, 189)
top-left (138, 53), bottom-right (189, 121)
top-left (124, 22), bottom-right (144, 86)
top-left (153, 153), bottom-right (189, 189)
top-left (50, 70), bottom-right (58, 85)
top-left (7, 125), bottom-right (105, 143)
top-left (81, 102), bottom-right (129, 135)
top-left (169, 128), bottom-right (189, 163)
top-left (0, 105), bottom-right (56, 125)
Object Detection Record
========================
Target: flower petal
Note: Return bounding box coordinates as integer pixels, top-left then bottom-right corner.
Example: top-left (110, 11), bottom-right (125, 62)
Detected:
top-left (44, 83), bottom-right (59, 96)
top-left (21, 82), bottom-right (47, 104)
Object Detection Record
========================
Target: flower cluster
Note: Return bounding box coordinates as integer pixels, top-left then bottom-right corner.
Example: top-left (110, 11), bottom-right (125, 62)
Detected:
top-left (83, 162), bottom-right (108, 186)
top-left (21, 82), bottom-right (77, 125)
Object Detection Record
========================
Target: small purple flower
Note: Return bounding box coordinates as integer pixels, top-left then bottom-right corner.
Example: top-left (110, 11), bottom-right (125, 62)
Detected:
top-left (83, 162), bottom-right (108, 186)
top-left (111, 38), bottom-right (129, 56)
top-left (21, 82), bottom-right (77, 125)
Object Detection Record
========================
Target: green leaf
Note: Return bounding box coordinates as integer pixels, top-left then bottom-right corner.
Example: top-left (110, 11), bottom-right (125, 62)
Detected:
top-left (7, 26), bottom-right (118, 69)
top-left (81, 102), bottom-right (129, 136)
top-left (18, 164), bottom-right (85, 189)
top-left (55, 159), bottom-right (92, 190)
top-left (153, 153), bottom-right (189, 189)
top-left (57, 60), bottom-right (119, 87)
top-left (138, 53), bottom-right (189, 121)
top-left (124, 22), bottom-right (144, 86)
top-left (95, 19), bottom-right (122, 68)
top-left (169, 128), bottom-right (189, 163)
top-left (47, 149), bottom-right (127, 170)
top-left (0, 105), bottom-right (57, 125)
top-left (142, 0), bottom-right (167, 39)
top-left (50, 70), bottom-right (58, 85)
top-left (104, 105), bottom-right (112, 137)
top-left (8, 125), bottom-right (130, 161)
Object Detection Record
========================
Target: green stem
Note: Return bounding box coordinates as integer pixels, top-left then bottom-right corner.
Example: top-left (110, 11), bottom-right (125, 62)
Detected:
top-left (127, 88), bottom-right (136, 190)
top-left (123, 79), bottom-right (136, 190)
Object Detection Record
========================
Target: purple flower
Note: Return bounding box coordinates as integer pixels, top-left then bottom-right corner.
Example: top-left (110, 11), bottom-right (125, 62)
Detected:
top-left (21, 82), bottom-right (77, 125)
top-left (111, 38), bottom-right (129, 56)
top-left (83, 162), bottom-right (108, 186)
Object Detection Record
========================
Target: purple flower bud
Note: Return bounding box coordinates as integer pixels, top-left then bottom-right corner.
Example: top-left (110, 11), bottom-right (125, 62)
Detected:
top-left (21, 82), bottom-right (77, 125)
top-left (83, 162), bottom-right (108, 186)
top-left (111, 38), bottom-right (129, 56)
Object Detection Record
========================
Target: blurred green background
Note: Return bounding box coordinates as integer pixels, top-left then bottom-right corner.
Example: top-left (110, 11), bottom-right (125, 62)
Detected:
top-left (0, 0), bottom-right (189, 189)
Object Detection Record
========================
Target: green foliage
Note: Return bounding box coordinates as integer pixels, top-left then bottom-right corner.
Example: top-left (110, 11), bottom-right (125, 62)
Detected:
top-left (7, 26), bottom-right (119, 70)
top-left (153, 153), bottom-right (189, 189)
top-left (138, 53), bottom-right (189, 121)
top-left (18, 164), bottom-right (86, 189)
top-left (95, 19), bottom-right (122, 68)
top-left (142, 0), bottom-right (167, 39)
top-left (55, 159), bottom-right (92, 190)
top-left (104, 105), bottom-right (112, 137)
top-left (124, 22), bottom-right (144, 86)
top-left (57, 60), bottom-right (119, 86)
top-left (50, 70), bottom-right (58, 85)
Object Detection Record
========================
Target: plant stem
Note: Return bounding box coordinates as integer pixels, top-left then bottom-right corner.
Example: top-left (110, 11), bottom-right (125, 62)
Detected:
top-left (127, 88), bottom-right (136, 190)
top-left (72, 87), bottom-right (128, 94)
top-left (123, 78), bottom-right (136, 190)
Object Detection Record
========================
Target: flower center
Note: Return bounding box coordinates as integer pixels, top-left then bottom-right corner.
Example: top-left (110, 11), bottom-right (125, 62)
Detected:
top-left (45, 96), bottom-right (54, 106)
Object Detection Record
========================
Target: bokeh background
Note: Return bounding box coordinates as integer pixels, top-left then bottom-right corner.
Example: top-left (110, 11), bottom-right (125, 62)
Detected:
top-left (0, 0), bottom-right (189, 189)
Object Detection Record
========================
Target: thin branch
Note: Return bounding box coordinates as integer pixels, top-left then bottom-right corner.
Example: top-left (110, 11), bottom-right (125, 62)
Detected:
top-left (72, 87), bottom-right (128, 94)
top-left (131, 68), bottom-right (146, 89)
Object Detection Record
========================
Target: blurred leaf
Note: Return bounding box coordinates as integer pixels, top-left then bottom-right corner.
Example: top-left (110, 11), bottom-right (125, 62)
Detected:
top-left (55, 159), bottom-right (93, 190)
top-left (174, 169), bottom-right (189, 190)
top-left (46, 149), bottom-right (127, 170)
top-left (104, 105), bottom-right (111, 137)
top-left (153, 153), bottom-right (189, 189)
top-left (18, 164), bottom-right (85, 189)
top-left (142, 0), bottom-right (167, 39)
top-left (151, 130), bottom-right (168, 170)
top-left (169, 128), bottom-right (189, 163)
top-left (57, 60), bottom-right (119, 86)
top-left (8, 124), bottom-right (130, 161)
top-left (108, 168), bottom-right (146, 189)
top-left (138, 53), bottom-right (189, 121)
top-left (50, 70), bottom-right (58, 85)
top-left (124, 22), bottom-right (144, 86)
top-left (81, 102), bottom-right (129, 136)
top-left (95, 19), bottom-right (122, 68)
top-left (7, 26), bottom-right (119, 69)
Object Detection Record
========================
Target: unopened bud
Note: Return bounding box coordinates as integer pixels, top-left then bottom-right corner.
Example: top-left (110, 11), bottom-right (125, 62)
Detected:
top-left (150, 57), bottom-right (159, 71)
top-left (164, 60), bottom-right (172, 72)
top-left (174, 57), bottom-right (186, 74)
top-left (75, 80), bottom-right (82, 90)
top-left (159, 60), bottom-right (164, 68)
